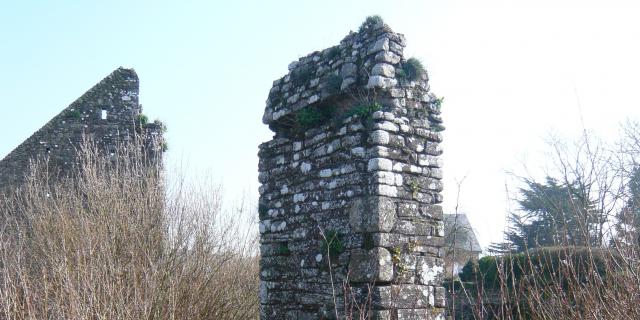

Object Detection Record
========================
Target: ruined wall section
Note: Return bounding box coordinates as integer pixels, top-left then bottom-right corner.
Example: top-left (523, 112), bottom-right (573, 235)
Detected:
top-left (259, 19), bottom-right (446, 319)
top-left (0, 68), bottom-right (162, 194)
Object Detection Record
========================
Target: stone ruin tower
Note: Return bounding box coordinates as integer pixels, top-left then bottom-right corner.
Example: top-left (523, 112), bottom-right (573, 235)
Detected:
top-left (258, 18), bottom-right (445, 319)
top-left (0, 67), bottom-right (163, 195)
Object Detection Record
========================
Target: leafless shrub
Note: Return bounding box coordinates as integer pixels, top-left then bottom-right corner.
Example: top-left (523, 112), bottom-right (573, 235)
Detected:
top-left (445, 122), bottom-right (640, 319)
top-left (0, 138), bottom-right (259, 320)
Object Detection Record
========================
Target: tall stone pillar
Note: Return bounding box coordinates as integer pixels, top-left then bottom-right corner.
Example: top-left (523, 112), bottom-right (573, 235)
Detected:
top-left (258, 18), bottom-right (445, 319)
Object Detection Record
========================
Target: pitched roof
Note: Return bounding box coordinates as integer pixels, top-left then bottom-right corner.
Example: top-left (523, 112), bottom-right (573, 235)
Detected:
top-left (444, 214), bottom-right (482, 253)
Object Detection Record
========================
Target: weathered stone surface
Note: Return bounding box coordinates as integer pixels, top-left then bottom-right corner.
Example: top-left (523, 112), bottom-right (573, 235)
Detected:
top-left (348, 247), bottom-right (394, 282)
top-left (416, 256), bottom-right (444, 285)
top-left (258, 18), bottom-right (445, 319)
top-left (349, 197), bottom-right (397, 233)
top-left (370, 284), bottom-right (434, 309)
top-left (367, 75), bottom-right (398, 89)
top-left (340, 62), bottom-right (358, 78)
top-left (394, 284), bottom-right (435, 308)
top-left (341, 77), bottom-right (357, 90)
top-left (394, 219), bottom-right (434, 236)
top-left (372, 63), bottom-right (396, 78)
top-left (397, 203), bottom-right (443, 219)
top-left (375, 51), bottom-right (401, 64)
top-left (369, 37), bottom-right (390, 54)
top-left (368, 158), bottom-right (393, 171)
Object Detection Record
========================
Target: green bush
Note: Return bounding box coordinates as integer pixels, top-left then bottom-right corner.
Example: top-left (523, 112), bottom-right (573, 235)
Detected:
top-left (136, 114), bottom-right (149, 126)
top-left (458, 247), bottom-right (613, 290)
top-left (398, 58), bottom-right (425, 81)
top-left (359, 15), bottom-right (384, 33)
top-left (296, 107), bottom-right (325, 129)
top-left (289, 101), bottom-right (382, 136)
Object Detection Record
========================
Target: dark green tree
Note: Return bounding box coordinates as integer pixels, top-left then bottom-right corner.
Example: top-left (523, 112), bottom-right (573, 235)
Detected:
top-left (614, 167), bottom-right (640, 246)
top-left (500, 177), bottom-right (600, 253)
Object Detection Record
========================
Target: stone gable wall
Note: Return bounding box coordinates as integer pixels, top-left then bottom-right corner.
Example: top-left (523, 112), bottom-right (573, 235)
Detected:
top-left (259, 19), bottom-right (446, 319)
top-left (0, 68), bottom-right (162, 194)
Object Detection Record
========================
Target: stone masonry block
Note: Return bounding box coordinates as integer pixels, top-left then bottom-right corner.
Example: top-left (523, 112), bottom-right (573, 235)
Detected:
top-left (372, 63), bottom-right (396, 78)
top-left (394, 284), bottom-right (434, 308)
top-left (371, 284), bottom-right (434, 309)
top-left (368, 158), bottom-right (393, 171)
top-left (367, 75), bottom-right (398, 89)
top-left (348, 247), bottom-right (393, 283)
top-left (416, 256), bottom-right (444, 285)
top-left (349, 196), bottom-right (397, 233)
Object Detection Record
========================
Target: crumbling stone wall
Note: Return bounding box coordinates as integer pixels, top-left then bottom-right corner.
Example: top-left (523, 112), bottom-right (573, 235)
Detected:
top-left (259, 18), bottom-right (445, 319)
top-left (0, 68), bottom-right (163, 194)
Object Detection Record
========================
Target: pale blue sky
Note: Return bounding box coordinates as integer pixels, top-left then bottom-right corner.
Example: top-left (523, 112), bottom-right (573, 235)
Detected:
top-left (2, 0), bottom-right (640, 248)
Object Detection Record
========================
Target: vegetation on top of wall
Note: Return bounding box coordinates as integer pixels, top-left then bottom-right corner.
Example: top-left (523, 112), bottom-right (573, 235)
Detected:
top-left (291, 64), bottom-right (316, 87)
top-left (358, 15), bottom-right (384, 33)
top-left (154, 119), bottom-right (168, 133)
top-left (324, 46), bottom-right (341, 61)
top-left (136, 114), bottom-right (149, 126)
top-left (397, 57), bottom-right (425, 81)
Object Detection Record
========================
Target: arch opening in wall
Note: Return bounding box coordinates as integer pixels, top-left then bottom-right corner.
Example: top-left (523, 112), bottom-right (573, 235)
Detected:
top-left (101, 109), bottom-right (107, 120)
